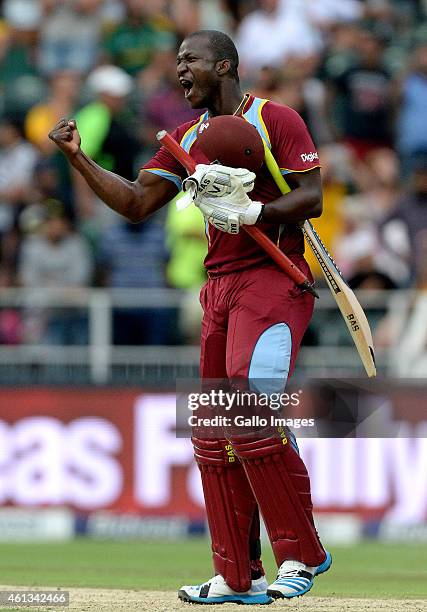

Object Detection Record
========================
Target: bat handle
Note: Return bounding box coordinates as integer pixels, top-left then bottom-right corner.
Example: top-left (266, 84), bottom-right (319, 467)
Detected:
top-left (156, 130), bottom-right (318, 298)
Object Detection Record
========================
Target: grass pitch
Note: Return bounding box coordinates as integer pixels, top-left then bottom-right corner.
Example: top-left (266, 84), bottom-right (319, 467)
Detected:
top-left (0, 539), bottom-right (426, 610)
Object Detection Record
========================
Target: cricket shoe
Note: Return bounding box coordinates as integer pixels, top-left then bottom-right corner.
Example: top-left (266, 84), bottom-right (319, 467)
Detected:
top-left (267, 550), bottom-right (332, 599)
top-left (178, 574), bottom-right (273, 605)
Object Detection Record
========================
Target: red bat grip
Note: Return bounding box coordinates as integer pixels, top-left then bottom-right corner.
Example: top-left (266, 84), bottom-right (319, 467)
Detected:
top-left (156, 130), bottom-right (318, 297)
top-left (244, 225), bottom-right (312, 286)
top-left (157, 130), bottom-right (197, 174)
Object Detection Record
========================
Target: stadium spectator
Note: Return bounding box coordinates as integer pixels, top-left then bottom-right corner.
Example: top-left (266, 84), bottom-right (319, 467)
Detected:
top-left (328, 26), bottom-right (393, 158)
top-left (102, 0), bottom-right (176, 76)
top-left (97, 212), bottom-right (173, 345)
top-left (0, 16), bottom-right (39, 115)
top-left (165, 202), bottom-right (206, 290)
top-left (165, 200), bottom-right (207, 344)
top-left (307, 0), bottom-right (364, 27)
top-left (29, 157), bottom-right (75, 222)
top-left (196, 0), bottom-right (234, 34)
top-left (167, 0), bottom-right (238, 38)
top-left (304, 144), bottom-right (349, 280)
top-left (72, 64), bottom-right (140, 223)
top-left (0, 266), bottom-right (22, 345)
top-left (168, 0), bottom-right (202, 37)
top-left (335, 145), bottom-right (400, 289)
top-left (24, 70), bottom-right (81, 154)
top-left (38, 0), bottom-right (104, 75)
top-left (236, 0), bottom-right (322, 73)
top-left (381, 154), bottom-right (427, 283)
top-left (18, 200), bottom-right (93, 344)
top-left (0, 116), bottom-right (38, 244)
top-left (395, 43), bottom-right (427, 175)
top-left (221, 0), bottom-right (256, 29)
top-left (3, 156), bottom-right (72, 287)
top-left (264, 56), bottom-right (333, 146)
top-left (3, 0), bottom-right (43, 33)
top-left (334, 146), bottom-right (406, 286)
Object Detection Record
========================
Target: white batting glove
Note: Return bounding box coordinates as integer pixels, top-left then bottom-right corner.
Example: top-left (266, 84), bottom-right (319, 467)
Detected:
top-left (183, 164), bottom-right (256, 200)
top-left (196, 175), bottom-right (263, 234)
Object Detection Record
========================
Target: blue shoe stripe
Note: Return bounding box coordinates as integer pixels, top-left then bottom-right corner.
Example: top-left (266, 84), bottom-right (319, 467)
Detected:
top-left (268, 581), bottom-right (313, 599)
top-left (275, 579), bottom-right (312, 591)
top-left (268, 551), bottom-right (332, 600)
top-left (274, 578), bottom-right (310, 588)
top-left (282, 578), bottom-right (311, 586)
top-left (287, 583), bottom-right (313, 598)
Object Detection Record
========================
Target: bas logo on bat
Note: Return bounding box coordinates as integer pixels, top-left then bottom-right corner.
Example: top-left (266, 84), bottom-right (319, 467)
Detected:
top-left (347, 313), bottom-right (360, 332)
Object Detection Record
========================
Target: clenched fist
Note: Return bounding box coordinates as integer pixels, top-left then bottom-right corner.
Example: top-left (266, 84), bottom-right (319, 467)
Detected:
top-left (48, 118), bottom-right (81, 157)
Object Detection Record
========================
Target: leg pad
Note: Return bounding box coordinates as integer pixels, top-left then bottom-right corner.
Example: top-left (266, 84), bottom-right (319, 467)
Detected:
top-left (193, 437), bottom-right (261, 592)
top-left (230, 434), bottom-right (326, 567)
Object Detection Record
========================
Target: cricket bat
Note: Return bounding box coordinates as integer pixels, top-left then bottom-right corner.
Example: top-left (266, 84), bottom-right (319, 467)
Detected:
top-left (262, 145), bottom-right (377, 378)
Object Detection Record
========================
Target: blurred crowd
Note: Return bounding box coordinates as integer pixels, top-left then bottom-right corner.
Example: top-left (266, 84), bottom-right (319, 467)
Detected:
top-left (0, 0), bottom-right (426, 349)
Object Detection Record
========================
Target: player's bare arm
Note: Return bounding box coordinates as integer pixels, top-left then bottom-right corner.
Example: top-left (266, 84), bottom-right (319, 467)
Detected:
top-left (260, 168), bottom-right (323, 224)
top-left (48, 118), bottom-right (178, 222)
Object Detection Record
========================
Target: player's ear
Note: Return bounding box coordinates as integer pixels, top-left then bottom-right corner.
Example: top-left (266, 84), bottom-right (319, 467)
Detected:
top-left (215, 59), bottom-right (230, 76)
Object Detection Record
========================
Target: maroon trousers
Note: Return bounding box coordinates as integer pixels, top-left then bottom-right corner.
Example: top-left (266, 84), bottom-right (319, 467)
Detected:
top-left (193, 261), bottom-right (326, 592)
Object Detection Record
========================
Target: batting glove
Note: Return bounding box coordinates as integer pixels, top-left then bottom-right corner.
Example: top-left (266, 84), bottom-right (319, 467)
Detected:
top-left (183, 164), bottom-right (256, 201)
top-left (196, 175), bottom-right (263, 234)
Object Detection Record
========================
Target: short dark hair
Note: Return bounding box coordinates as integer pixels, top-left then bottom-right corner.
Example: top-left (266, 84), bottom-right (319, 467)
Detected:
top-left (186, 30), bottom-right (239, 80)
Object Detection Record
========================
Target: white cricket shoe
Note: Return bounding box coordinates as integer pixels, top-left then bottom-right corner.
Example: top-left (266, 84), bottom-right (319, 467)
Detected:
top-left (178, 574), bottom-right (272, 605)
top-left (267, 550), bottom-right (332, 599)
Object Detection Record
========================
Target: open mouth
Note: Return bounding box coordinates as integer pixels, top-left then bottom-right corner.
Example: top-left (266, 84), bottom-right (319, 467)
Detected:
top-left (180, 79), bottom-right (193, 98)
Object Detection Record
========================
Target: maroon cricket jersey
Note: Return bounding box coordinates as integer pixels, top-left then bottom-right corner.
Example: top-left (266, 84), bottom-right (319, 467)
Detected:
top-left (143, 94), bottom-right (320, 276)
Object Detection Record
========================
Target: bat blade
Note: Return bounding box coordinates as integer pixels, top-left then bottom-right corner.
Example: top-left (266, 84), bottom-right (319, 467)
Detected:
top-left (302, 220), bottom-right (377, 377)
top-left (259, 141), bottom-right (376, 377)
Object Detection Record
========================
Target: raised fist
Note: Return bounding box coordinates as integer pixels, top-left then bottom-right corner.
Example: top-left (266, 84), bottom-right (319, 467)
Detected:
top-left (48, 118), bottom-right (81, 157)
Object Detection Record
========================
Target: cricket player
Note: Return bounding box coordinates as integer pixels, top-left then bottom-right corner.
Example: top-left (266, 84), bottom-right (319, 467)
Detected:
top-left (49, 30), bottom-right (331, 605)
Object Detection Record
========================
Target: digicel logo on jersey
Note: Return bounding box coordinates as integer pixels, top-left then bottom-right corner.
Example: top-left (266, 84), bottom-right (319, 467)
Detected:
top-left (300, 152), bottom-right (319, 163)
